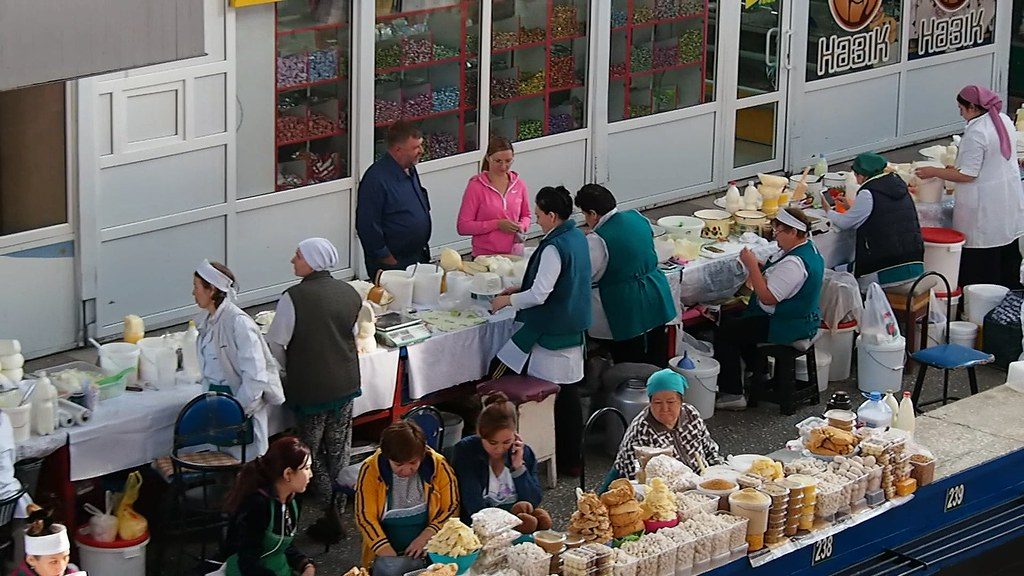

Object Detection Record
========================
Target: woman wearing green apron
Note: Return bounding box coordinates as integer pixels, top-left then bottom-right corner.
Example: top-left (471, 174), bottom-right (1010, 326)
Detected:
top-left (356, 422), bottom-right (460, 576)
top-left (217, 436), bottom-right (315, 576)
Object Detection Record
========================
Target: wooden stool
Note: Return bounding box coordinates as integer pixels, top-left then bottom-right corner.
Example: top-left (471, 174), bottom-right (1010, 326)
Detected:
top-left (885, 277), bottom-right (938, 363)
top-left (749, 343), bottom-right (821, 415)
top-left (477, 375), bottom-right (560, 489)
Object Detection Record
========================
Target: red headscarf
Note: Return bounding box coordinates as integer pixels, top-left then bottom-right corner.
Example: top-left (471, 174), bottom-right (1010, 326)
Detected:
top-left (958, 85), bottom-right (1012, 160)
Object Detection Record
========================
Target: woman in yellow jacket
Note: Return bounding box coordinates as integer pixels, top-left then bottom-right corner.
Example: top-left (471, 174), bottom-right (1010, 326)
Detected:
top-left (355, 421), bottom-right (459, 576)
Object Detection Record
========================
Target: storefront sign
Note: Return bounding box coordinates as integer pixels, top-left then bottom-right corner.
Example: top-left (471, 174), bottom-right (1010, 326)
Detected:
top-left (908, 0), bottom-right (995, 59)
top-left (817, 24), bottom-right (890, 77)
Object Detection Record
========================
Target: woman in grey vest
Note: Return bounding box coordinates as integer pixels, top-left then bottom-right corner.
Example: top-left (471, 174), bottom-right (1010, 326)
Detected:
top-left (266, 238), bottom-right (362, 544)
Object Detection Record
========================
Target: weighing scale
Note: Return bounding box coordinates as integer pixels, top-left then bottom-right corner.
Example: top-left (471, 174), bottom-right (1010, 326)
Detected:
top-left (375, 312), bottom-right (432, 347)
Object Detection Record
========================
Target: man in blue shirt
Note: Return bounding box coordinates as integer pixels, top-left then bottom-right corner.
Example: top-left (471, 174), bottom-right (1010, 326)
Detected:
top-left (356, 121), bottom-right (432, 279)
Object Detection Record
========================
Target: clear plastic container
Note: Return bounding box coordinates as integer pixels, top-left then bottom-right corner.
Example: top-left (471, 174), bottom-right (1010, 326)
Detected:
top-left (612, 554), bottom-right (638, 576)
top-left (730, 543), bottom-right (749, 561)
top-left (814, 479), bottom-right (849, 518)
top-left (676, 491), bottom-right (719, 522)
top-left (710, 551), bottom-right (731, 569)
top-left (657, 545), bottom-right (677, 576)
top-left (692, 558), bottom-right (709, 575)
top-left (910, 454), bottom-right (935, 486)
top-left (714, 513), bottom-right (747, 552)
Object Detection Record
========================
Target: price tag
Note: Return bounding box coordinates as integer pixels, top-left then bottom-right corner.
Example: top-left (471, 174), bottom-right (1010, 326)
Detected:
top-left (812, 535), bottom-right (834, 566)
top-left (945, 484), bottom-right (966, 512)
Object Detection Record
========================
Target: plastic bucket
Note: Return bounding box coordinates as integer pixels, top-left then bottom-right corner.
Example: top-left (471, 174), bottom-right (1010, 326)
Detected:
top-left (964, 284), bottom-right (1009, 326)
top-left (816, 321), bottom-right (857, 381)
top-left (76, 531), bottom-right (149, 576)
top-left (914, 178), bottom-right (944, 203)
top-left (921, 228), bottom-right (966, 291)
top-left (949, 321), bottom-right (979, 349)
top-left (98, 342), bottom-right (140, 386)
top-left (137, 338), bottom-right (176, 387)
top-left (440, 412), bottom-right (463, 451)
top-left (914, 320), bottom-right (946, 352)
top-left (856, 335), bottom-right (905, 394)
top-left (795, 350), bottom-right (832, 392)
top-left (936, 289), bottom-right (962, 321)
top-left (670, 354), bottom-right (720, 419)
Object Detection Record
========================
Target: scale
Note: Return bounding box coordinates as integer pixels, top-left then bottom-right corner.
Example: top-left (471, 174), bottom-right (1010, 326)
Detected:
top-left (375, 312), bottom-right (432, 348)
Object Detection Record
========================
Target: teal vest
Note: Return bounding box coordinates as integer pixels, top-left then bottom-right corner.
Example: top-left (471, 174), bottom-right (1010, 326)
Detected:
top-left (745, 241), bottom-right (824, 344)
top-left (513, 220), bottom-right (592, 351)
top-left (594, 210), bottom-right (676, 341)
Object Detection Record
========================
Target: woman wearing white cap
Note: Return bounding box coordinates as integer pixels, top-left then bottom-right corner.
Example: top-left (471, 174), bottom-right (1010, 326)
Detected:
top-left (13, 516), bottom-right (82, 576)
top-left (713, 208), bottom-right (824, 411)
top-left (193, 261), bottom-right (285, 457)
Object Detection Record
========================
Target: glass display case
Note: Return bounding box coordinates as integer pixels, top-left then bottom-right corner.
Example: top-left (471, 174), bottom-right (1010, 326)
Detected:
top-left (489, 0), bottom-right (590, 142)
top-left (608, 0), bottom-right (712, 122)
top-left (275, 0), bottom-right (353, 191)
top-left (374, 1), bottom-right (482, 161)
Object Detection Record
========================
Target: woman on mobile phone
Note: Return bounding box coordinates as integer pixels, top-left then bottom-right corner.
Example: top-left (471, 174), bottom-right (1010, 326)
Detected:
top-left (452, 392), bottom-right (542, 522)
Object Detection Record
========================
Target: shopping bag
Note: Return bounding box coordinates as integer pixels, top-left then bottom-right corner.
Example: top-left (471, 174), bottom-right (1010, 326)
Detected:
top-left (861, 283), bottom-right (900, 344)
top-left (115, 471), bottom-right (149, 540)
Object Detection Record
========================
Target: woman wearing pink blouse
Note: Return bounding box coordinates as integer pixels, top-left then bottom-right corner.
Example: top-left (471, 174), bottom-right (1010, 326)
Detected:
top-left (457, 136), bottom-right (532, 257)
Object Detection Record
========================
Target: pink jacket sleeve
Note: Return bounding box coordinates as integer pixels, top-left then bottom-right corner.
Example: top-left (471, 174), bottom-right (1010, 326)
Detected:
top-left (457, 182), bottom-right (498, 236)
top-left (516, 181), bottom-right (532, 232)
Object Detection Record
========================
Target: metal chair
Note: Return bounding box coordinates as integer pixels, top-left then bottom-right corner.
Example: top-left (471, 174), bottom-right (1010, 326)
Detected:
top-left (906, 272), bottom-right (994, 410)
top-left (579, 407), bottom-right (627, 491)
top-left (0, 488), bottom-right (26, 562)
top-left (152, 392), bottom-right (251, 575)
top-left (404, 405), bottom-right (445, 451)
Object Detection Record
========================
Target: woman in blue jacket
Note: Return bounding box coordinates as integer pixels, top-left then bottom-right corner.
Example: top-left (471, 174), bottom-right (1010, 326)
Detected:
top-left (452, 393), bottom-right (543, 521)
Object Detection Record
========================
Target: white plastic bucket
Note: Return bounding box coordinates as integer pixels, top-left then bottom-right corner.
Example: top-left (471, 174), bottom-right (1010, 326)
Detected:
top-left (440, 411), bottom-right (463, 450)
top-left (964, 284), bottom-right (1009, 326)
top-left (856, 335), bottom-right (906, 394)
top-left (1006, 360), bottom-right (1024, 386)
top-left (949, 321), bottom-right (979, 349)
top-left (936, 290), bottom-right (961, 321)
top-left (98, 342), bottom-right (140, 386)
top-left (76, 536), bottom-right (149, 576)
top-left (795, 350), bottom-right (832, 392)
top-left (922, 229), bottom-right (966, 290)
top-left (406, 264), bottom-right (443, 307)
top-left (914, 320), bottom-right (946, 352)
top-left (913, 178), bottom-right (945, 203)
top-left (670, 354), bottom-right (720, 419)
top-left (137, 337), bottom-right (177, 387)
top-left (816, 321), bottom-right (857, 381)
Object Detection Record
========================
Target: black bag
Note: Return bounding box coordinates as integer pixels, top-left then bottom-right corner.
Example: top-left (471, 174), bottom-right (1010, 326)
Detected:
top-left (982, 290), bottom-right (1024, 369)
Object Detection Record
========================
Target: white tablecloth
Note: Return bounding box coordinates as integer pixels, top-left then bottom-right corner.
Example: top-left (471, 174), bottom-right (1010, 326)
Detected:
top-left (15, 432), bottom-right (67, 462)
top-left (406, 309), bottom-right (516, 400)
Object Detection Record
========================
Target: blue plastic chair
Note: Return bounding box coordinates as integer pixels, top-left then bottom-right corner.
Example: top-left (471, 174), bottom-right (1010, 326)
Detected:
top-left (404, 405), bottom-right (445, 451)
top-left (906, 272), bottom-right (994, 409)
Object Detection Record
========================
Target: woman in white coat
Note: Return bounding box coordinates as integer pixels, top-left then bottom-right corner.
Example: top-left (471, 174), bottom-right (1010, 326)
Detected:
top-left (916, 85), bottom-right (1024, 288)
top-left (193, 260), bottom-right (285, 457)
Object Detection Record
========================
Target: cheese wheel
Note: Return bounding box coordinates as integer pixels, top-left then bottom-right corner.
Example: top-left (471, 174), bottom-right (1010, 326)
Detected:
top-left (758, 173), bottom-right (789, 188)
top-left (0, 354), bottom-right (23, 370)
top-left (1, 369), bottom-right (23, 383)
top-left (439, 248), bottom-right (462, 272)
top-left (0, 340), bottom-right (19, 356)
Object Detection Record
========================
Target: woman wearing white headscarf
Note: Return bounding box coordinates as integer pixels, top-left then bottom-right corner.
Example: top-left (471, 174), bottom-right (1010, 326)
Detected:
top-left (193, 260), bottom-right (285, 457)
top-left (266, 238), bottom-right (363, 544)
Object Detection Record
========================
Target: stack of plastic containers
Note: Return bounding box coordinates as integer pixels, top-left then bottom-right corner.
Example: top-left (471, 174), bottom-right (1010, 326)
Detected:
top-left (760, 482), bottom-right (790, 545)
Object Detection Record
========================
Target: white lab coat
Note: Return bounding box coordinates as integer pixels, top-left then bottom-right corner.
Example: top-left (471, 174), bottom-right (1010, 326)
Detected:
top-left (197, 302), bottom-right (285, 457)
top-left (953, 113), bottom-right (1024, 249)
top-left (0, 412), bottom-right (32, 518)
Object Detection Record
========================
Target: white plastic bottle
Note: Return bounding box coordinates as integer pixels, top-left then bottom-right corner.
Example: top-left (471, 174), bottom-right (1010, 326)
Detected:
top-left (743, 181), bottom-right (760, 210)
top-left (883, 391), bottom-right (900, 427)
top-left (857, 391), bottom-right (893, 429)
top-left (813, 154), bottom-right (828, 177)
top-left (725, 181), bottom-right (742, 213)
top-left (895, 391), bottom-right (916, 436)
top-left (30, 372), bottom-right (57, 436)
top-left (182, 320), bottom-right (202, 383)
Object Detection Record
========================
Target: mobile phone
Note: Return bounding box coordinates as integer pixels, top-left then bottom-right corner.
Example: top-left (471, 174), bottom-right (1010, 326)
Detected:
top-left (705, 245), bottom-right (724, 253)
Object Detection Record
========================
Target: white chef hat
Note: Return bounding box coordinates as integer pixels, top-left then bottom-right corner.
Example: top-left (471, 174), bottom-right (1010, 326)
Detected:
top-left (195, 259), bottom-right (237, 303)
top-left (774, 209), bottom-right (808, 233)
top-left (297, 238), bottom-right (339, 271)
top-left (24, 524), bottom-right (70, 556)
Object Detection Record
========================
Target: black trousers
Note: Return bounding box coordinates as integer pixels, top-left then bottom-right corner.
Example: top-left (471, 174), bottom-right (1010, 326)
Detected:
top-left (959, 239), bottom-right (1023, 290)
top-left (713, 314), bottom-right (771, 396)
top-left (364, 245), bottom-right (430, 281)
top-left (607, 325), bottom-right (670, 367)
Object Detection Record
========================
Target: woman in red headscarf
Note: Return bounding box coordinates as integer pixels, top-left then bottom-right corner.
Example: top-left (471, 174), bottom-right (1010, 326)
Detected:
top-left (916, 85), bottom-right (1024, 288)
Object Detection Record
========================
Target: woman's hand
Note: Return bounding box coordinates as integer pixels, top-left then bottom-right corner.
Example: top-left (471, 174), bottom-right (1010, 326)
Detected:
top-left (301, 563), bottom-right (316, 576)
top-left (499, 286), bottom-right (519, 296)
top-left (498, 219), bottom-right (521, 233)
top-left (491, 294), bottom-right (512, 313)
top-left (378, 544), bottom-right (398, 557)
top-left (511, 434), bottom-right (525, 470)
top-left (915, 166), bottom-right (941, 180)
top-left (739, 247), bottom-right (759, 273)
top-left (405, 531), bottom-right (433, 559)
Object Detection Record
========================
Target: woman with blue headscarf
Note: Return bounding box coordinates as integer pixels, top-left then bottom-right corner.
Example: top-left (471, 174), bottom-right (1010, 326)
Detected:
top-left (266, 237), bottom-right (363, 544)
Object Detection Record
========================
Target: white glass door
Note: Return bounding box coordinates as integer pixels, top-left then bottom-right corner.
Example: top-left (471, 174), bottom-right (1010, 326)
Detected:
top-left (721, 0), bottom-right (793, 180)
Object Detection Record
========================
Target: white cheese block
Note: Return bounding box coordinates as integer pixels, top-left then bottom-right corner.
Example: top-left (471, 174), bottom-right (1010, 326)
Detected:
top-left (1, 369), bottom-right (23, 383)
top-left (0, 340), bottom-right (20, 356)
top-left (0, 354), bottom-right (23, 370)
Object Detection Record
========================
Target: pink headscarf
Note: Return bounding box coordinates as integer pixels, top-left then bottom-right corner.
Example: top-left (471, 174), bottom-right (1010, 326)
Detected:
top-left (958, 85), bottom-right (1012, 160)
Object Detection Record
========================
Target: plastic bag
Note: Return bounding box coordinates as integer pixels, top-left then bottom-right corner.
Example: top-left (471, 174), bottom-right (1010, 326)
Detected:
top-left (820, 269), bottom-right (863, 331)
top-left (861, 283), bottom-right (900, 344)
top-left (115, 471), bottom-right (148, 540)
top-left (84, 491), bottom-right (118, 542)
top-left (928, 289), bottom-right (947, 325)
top-left (679, 259), bottom-right (747, 305)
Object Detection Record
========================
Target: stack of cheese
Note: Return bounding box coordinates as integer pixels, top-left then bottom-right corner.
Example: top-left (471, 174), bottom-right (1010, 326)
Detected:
top-left (601, 479), bottom-right (644, 538)
top-left (569, 489), bottom-right (614, 544)
top-left (0, 340), bottom-right (24, 386)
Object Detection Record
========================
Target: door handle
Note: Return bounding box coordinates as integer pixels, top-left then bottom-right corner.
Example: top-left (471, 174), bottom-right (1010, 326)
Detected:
top-left (781, 28), bottom-right (793, 70)
top-left (765, 27), bottom-right (779, 68)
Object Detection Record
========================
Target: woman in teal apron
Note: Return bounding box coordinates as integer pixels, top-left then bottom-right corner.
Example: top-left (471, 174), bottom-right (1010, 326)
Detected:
top-left (218, 436), bottom-right (315, 576)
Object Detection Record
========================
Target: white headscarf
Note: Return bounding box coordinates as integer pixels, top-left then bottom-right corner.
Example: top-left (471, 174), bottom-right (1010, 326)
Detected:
top-left (298, 238), bottom-right (339, 271)
top-left (196, 259), bottom-right (237, 303)
top-left (25, 524), bottom-right (70, 556)
top-left (775, 209), bottom-right (808, 233)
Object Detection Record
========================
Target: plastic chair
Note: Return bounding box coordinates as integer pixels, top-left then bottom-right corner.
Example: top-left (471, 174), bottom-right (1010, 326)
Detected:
top-left (906, 272), bottom-right (994, 409)
top-left (749, 339), bottom-right (822, 415)
top-left (152, 392), bottom-right (251, 575)
top-left (579, 407), bottom-right (627, 491)
top-left (404, 405), bottom-right (445, 451)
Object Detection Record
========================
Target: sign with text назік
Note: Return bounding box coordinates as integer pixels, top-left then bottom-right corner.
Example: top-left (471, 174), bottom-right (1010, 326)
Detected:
top-left (908, 0), bottom-right (996, 59)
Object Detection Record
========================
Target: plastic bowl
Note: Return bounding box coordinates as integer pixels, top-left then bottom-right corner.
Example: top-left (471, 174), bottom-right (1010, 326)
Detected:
top-left (656, 216), bottom-right (704, 240)
top-left (643, 518), bottom-right (679, 533)
top-left (428, 551), bottom-right (480, 575)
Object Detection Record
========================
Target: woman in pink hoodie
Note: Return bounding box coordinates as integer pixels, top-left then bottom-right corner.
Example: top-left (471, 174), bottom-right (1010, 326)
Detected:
top-left (457, 136), bottom-right (532, 256)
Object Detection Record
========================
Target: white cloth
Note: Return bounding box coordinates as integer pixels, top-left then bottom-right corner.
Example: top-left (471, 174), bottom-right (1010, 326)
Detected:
top-left (757, 244), bottom-right (810, 314)
top-left (198, 302), bottom-right (285, 456)
top-left (498, 243), bottom-right (585, 384)
top-left (586, 210), bottom-right (615, 340)
top-left (406, 314), bottom-right (515, 399)
top-left (298, 237), bottom-right (339, 271)
top-left (265, 293), bottom-right (358, 367)
top-left (0, 412), bottom-right (32, 518)
top-left (826, 189), bottom-right (874, 230)
top-left (954, 113), bottom-right (1024, 248)
top-left (196, 260), bottom-right (237, 302)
